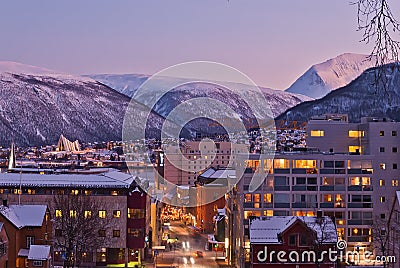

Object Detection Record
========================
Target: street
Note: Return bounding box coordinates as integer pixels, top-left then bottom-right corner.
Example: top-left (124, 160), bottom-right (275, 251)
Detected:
top-left (150, 221), bottom-right (222, 268)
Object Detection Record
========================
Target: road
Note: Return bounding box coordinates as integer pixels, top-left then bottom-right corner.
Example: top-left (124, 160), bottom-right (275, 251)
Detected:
top-left (152, 221), bottom-right (222, 268)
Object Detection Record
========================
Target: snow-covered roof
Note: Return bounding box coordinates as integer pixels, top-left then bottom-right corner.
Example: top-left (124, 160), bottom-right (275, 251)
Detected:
top-left (18, 248), bottom-right (29, 257)
top-left (0, 205), bottom-right (47, 229)
top-left (0, 170), bottom-right (134, 189)
top-left (199, 168), bottom-right (235, 179)
top-left (200, 168), bottom-right (216, 178)
top-left (28, 245), bottom-right (51, 260)
top-left (250, 216), bottom-right (337, 244)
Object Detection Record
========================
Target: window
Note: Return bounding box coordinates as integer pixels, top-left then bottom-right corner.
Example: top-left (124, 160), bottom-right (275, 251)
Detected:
top-left (264, 194), bottom-right (272, 203)
top-left (27, 236), bottom-right (35, 248)
top-left (113, 210), bottom-right (121, 218)
top-left (113, 230), bottom-right (120, 237)
top-left (380, 180), bottom-right (385, 186)
top-left (392, 180), bottom-right (399, 187)
top-left (380, 196), bottom-right (386, 203)
top-left (288, 234), bottom-right (296, 246)
top-left (84, 210), bottom-right (92, 218)
top-left (33, 261), bottom-right (43, 267)
top-left (349, 146), bottom-right (362, 153)
top-left (381, 214), bottom-right (386, 219)
top-left (273, 159), bottom-right (289, 169)
top-left (127, 209), bottom-right (145, 219)
top-left (295, 160), bottom-right (316, 168)
top-left (128, 228), bottom-right (144, 238)
top-left (264, 210), bottom-right (273, 216)
top-left (393, 147), bottom-right (398, 153)
top-left (244, 194), bottom-right (252, 203)
top-left (380, 131), bottom-right (385, 136)
top-left (323, 194), bottom-right (333, 202)
top-left (98, 230), bottom-right (106, 237)
top-left (55, 229), bottom-right (62, 237)
top-left (380, 163), bottom-right (386, 170)
top-left (348, 130), bottom-right (364, 137)
top-left (300, 235), bottom-right (308, 246)
top-left (55, 209), bottom-right (62, 218)
top-left (392, 131), bottom-right (397, 136)
top-left (394, 163), bottom-right (398, 170)
top-left (70, 189), bottom-right (79, 195)
top-left (69, 210), bottom-right (76, 218)
top-left (0, 242), bottom-right (6, 257)
top-left (310, 130), bottom-right (324, 137)
top-left (99, 210), bottom-right (106, 219)
top-left (380, 147), bottom-right (385, 153)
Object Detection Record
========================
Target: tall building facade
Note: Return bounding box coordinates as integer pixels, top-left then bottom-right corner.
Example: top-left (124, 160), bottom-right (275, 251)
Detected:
top-left (231, 115), bottom-right (399, 267)
top-left (0, 170), bottom-right (150, 267)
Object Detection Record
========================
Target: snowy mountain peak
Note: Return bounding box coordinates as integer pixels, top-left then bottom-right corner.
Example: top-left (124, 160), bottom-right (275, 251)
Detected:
top-left (0, 61), bottom-right (94, 83)
top-left (285, 53), bottom-right (375, 99)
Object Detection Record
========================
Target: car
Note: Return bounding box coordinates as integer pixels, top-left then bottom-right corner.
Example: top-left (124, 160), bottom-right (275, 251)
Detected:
top-left (194, 251), bottom-right (204, 258)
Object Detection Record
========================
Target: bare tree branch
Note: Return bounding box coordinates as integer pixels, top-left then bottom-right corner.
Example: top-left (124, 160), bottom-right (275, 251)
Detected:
top-left (353, 0), bottom-right (400, 91)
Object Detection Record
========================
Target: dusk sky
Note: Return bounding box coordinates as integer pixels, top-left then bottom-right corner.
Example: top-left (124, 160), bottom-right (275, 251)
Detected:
top-left (1, 1), bottom-right (399, 89)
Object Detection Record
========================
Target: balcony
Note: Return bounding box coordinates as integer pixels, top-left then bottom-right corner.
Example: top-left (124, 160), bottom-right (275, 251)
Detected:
top-left (292, 202), bottom-right (317, 208)
top-left (274, 203), bottom-right (290, 208)
top-left (320, 203), bottom-right (334, 208)
top-left (274, 169), bottom-right (290, 174)
top-left (274, 186), bottom-right (290, 191)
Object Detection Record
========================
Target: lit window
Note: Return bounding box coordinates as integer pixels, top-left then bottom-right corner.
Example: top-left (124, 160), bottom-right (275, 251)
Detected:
top-left (55, 209), bottom-right (62, 218)
top-left (264, 210), bottom-right (273, 216)
top-left (294, 160), bottom-right (316, 168)
top-left (348, 130), bottom-right (364, 137)
top-left (99, 210), bottom-right (106, 219)
top-left (392, 180), bottom-right (399, 187)
top-left (69, 210), bottom-right (76, 218)
top-left (263, 194), bottom-right (272, 203)
top-left (27, 189), bottom-right (36, 195)
top-left (70, 189), bottom-right (79, 195)
top-left (349, 146), bottom-right (362, 153)
top-left (127, 209), bottom-right (144, 219)
top-left (323, 194), bottom-right (332, 202)
top-left (380, 196), bottom-right (386, 203)
top-left (113, 210), bottom-right (121, 218)
top-left (310, 130), bottom-right (324, 137)
top-left (273, 159), bottom-right (289, 169)
top-left (111, 190), bottom-right (118, 196)
top-left (379, 180), bottom-right (385, 186)
top-left (244, 194), bottom-right (252, 203)
top-left (380, 163), bottom-right (386, 170)
top-left (84, 210), bottom-right (92, 218)
top-left (380, 131), bottom-right (385, 136)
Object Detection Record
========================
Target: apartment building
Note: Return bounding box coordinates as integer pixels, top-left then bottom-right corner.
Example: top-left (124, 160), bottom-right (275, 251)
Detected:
top-left (307, 115), bottom-right (400, 219)
top-left (163, 141), bottom-right (245, 186)
top-left (0, 170), bottom-right (150, 267)
top-left (230, 115), bottom-right (399, 267)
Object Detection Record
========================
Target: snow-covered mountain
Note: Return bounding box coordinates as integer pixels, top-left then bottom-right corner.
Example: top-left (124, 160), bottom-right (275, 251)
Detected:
top-left (86, 74), bottom-right (312, 118)
top-left (277, 63), bottom-right (400, 123)
top-left (286, 53), bottom-right (375, 99)
top-left (0, 62), bottom-right (168, 146)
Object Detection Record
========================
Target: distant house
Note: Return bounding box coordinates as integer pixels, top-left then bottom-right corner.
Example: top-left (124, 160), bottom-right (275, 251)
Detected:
top-left (27, 245), bottom-right (51, 268)
top-left (0, 204), bottom-right (51, 268)
top-left (250, 215), bottom-right (337, 268)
